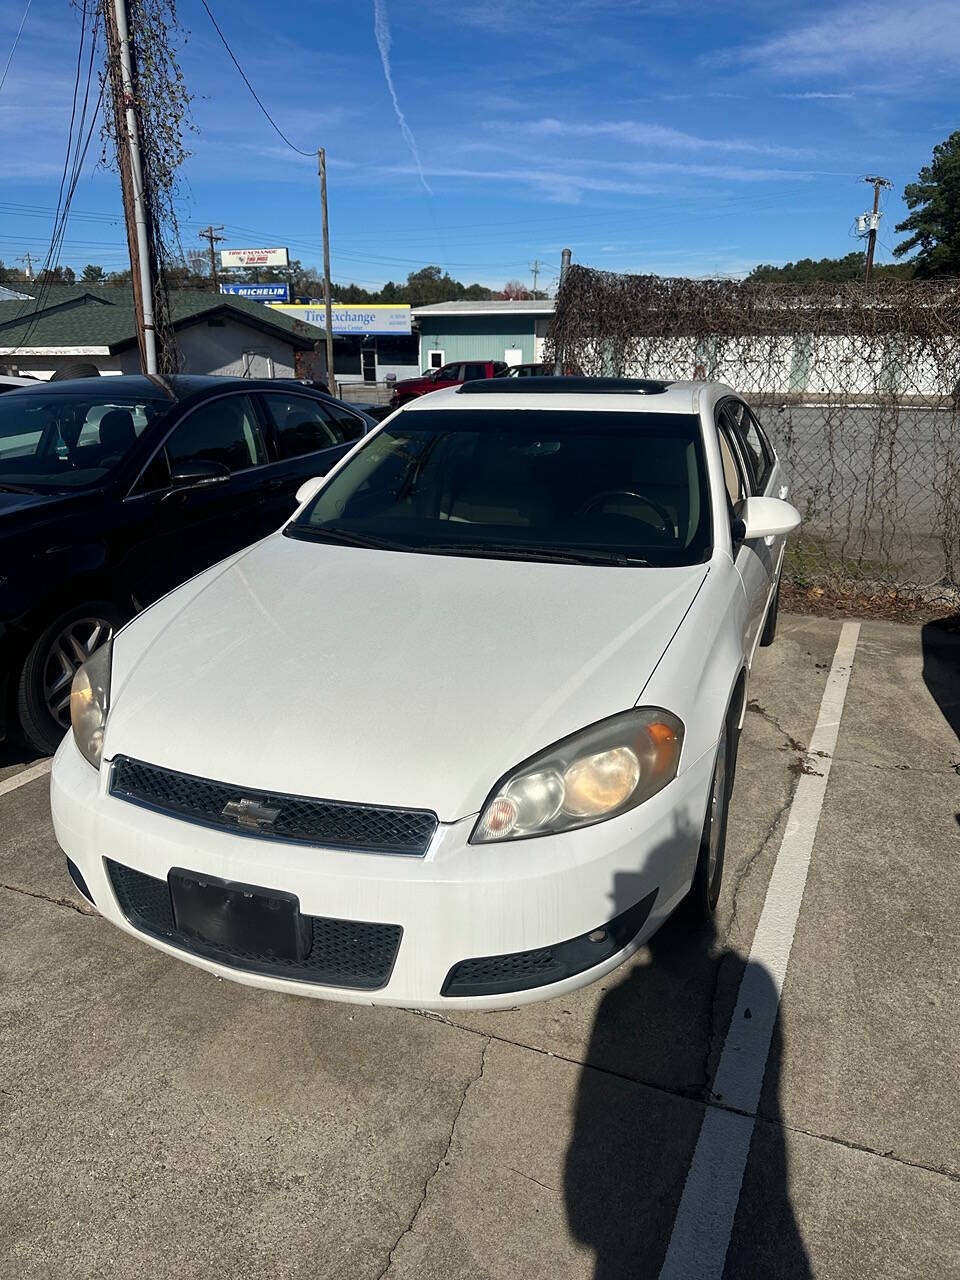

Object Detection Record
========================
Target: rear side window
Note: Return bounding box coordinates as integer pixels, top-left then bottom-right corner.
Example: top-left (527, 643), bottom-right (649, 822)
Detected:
top-left (463, 363), bottom-right (488, 380)
top-left (166, 395), bottom-right (267, 473)
top-left (722, 401), bottom-right (772, 490)
top-left (261, 393), bottom-right (344, 459)
top-left (322, 402), bottom-right (366, 442)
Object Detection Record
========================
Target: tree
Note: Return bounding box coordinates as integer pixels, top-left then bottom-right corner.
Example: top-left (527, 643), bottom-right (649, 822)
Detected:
top-left (894, 131), bottom-right (960, 276)
top-left (36, 265), bottom-right (75, 285)
top-left (501, 279), bottom-right (531, 300)
top-left (746, 253), bottom-right (912, 283)
top-left (81, 264), bottom-right (108, 283)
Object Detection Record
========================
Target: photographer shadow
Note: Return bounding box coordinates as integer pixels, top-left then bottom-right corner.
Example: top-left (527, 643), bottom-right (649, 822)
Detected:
top-left (564, 869), bottom-right (811, 1279)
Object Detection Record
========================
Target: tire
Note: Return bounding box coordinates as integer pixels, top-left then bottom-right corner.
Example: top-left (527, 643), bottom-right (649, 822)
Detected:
top-left (16, 601), bottom-right (129, 754)
top-left (677, 707), bottom-right (737, 927)
top-left (759, 578), bottom-right (780, 647)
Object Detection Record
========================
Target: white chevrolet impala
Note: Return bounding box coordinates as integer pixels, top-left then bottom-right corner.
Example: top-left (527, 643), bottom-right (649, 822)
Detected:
top-left (51, 378), bottom-right (800, 1010)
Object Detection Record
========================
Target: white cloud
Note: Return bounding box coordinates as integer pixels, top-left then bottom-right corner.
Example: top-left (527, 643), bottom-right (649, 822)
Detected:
top-left (778, 91), bottom-right (855, 100)
top-left (526, 118), bottom-right (806, 157)
top-left (723, 1), bottom-right (960, 75)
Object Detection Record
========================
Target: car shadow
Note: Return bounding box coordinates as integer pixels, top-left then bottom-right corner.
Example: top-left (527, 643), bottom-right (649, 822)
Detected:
top-left (920, 612), bottom-right (960, 826)
top-left (563, 869), bottom-right (811, 1278)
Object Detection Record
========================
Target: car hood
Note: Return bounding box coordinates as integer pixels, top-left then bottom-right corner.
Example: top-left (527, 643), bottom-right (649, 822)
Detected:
top-left (105, 535), bottom-right (707, 821)
top-left (0, 487), bottom-right (88, 521)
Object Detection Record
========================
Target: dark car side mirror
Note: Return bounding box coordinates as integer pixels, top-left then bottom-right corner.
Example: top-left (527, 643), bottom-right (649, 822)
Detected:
top-left (168, 459), bottom-right (231, 491)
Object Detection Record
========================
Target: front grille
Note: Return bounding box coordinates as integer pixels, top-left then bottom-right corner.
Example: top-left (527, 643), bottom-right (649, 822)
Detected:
top-left (110, 756), bottom-right (437, 856)
top-left (106, 859), bottom-right (402, 990)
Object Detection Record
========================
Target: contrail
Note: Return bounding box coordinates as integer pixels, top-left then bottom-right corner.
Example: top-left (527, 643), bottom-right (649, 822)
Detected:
top-left (373, 0), bottom-right (432, 194)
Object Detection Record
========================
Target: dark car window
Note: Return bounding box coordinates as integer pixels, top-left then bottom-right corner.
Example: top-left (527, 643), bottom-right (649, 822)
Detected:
top-left (436, 364), bottom-right (462, 381)
top-left (261, 392), bottom-right (343, 459)
top-left (0, 392), bottom-right (166, 491)
top-left (165, 395), bottom-right (267, 473)
top-left (288, 409), bottom-right (711, 568)
top-left (322, 401), bottom-right (366, 442)
top-left (463, 363), bottom-right (488, 381)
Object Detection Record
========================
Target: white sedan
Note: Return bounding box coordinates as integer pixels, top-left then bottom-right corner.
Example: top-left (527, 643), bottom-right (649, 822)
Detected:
top-left (51, 378), bottom-right (799, 1010)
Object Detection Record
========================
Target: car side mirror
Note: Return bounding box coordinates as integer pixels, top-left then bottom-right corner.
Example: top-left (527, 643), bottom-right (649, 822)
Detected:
top-left (295, 475), bottom-right (326, 507)
top-left (168, 459), bottom-right (231, 490)
top-left (733, 495), bottom-right (801, 542)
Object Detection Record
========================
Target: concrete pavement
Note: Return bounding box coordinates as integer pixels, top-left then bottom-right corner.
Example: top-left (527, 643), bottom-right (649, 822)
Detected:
top-left (1, 613), bottom-right (958, 1279)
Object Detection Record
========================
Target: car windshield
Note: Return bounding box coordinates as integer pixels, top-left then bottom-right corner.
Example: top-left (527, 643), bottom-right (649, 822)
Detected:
top-left (287, 408), bottom-right (711, 567)
top-left (0, 392), bottom-right (167, 491)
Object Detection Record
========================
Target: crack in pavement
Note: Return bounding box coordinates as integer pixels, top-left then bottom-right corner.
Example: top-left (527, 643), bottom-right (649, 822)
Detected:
top-left (406, 1013), bottom-right (960, 1193)
top-left (374, 1037), bottom-right (490, 1279)
top-left (1, 882), bottom-right (96, 917)
top-left (506, 1167), bottom-right (560, 1195)
top-left (724, 789), bottom-right (795, 946)
top-left (762, 1115), bottom-right (960, 1185)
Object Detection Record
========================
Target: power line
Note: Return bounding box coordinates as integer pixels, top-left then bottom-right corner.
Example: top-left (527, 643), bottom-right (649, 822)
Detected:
top-left (197, 0), bottom-right (314, 158)
top-left (0, 0), bottom-right (34, 97)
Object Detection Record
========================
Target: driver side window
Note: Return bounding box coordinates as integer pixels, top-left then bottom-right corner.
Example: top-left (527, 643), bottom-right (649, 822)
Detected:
top-left (135, 394), bottom-right (267, 494)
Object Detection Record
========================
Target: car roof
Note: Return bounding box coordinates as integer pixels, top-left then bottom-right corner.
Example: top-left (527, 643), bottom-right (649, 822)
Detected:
top-left (5, 374), bottom-right (335, 402)
top-left (400, 378), bottom-right (733, 416)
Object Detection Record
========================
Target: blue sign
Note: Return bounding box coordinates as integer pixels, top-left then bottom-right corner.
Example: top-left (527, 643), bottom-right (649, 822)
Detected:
top-left (220, 283), bottom-right (290, 302)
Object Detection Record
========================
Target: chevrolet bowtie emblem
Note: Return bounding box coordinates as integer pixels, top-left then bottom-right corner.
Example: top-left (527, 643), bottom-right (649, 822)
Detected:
top-left (221, 798), bottom-right (281, 830)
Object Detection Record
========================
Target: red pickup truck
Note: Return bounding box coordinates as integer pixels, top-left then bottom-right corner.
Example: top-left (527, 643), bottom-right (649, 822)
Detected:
top-left (389, 359), bottom-right (508, 407)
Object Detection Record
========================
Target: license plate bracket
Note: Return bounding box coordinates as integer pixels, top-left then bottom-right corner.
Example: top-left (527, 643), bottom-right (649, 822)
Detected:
top-left (168, 869), bottom-right (310, 962)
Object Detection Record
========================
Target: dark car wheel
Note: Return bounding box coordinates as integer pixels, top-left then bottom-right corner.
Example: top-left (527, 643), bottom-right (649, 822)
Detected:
top-left (677, 710), bottom-right (737, 927)
top-left (17, 602), bottom-right (129, 754)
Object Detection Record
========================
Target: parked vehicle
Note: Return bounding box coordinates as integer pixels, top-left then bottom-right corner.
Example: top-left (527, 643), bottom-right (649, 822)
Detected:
top-left (497, 362), bottom-right (584, 377)
top-left (388, 359), bottom-right (508, 407)
top-left (0, 375), bottom-right (375, 752)
top-left (52, 377), bottom-right (799, 1010)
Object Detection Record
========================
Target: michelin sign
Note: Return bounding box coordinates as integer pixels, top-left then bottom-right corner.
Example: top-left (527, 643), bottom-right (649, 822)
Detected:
top-left (220, 283), bottom-right (290, 302)
top-left (269, 303), bottom-right (412, 336)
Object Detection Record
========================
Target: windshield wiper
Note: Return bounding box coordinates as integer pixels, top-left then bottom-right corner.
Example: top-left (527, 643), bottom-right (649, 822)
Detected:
top-left (413, 541), bottom-right (649, 567)
top-left (286, 525), bottom-right (408, 551)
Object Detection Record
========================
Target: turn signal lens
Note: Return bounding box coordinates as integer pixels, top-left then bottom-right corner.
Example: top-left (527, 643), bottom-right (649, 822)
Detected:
top-left (471, 708), bottom-right (684, 843)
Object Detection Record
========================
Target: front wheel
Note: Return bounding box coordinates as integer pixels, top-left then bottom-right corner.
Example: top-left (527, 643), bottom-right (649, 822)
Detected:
top-left (16, 602), bottom-right (129, 754)
top-left (677, 718), bottom-right (735, 926)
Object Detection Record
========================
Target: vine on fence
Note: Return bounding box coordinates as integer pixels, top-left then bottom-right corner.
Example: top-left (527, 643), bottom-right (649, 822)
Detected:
top-left (547, 266), bottom-right (960, 602)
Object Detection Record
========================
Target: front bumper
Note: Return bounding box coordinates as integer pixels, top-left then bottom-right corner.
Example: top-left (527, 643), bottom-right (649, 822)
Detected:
top-left (50, 734), bottom-right (713, 1010)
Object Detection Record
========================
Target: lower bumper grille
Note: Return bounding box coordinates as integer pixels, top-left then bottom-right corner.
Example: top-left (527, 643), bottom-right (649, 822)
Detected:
top-left (441, 888), bottom-right (658, 998)
top-left (106, 859), bottom-right (402, 990)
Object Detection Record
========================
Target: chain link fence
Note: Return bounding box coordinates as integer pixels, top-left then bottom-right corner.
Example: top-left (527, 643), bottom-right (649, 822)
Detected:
top-left (547, 267), bottom-right (960, 604)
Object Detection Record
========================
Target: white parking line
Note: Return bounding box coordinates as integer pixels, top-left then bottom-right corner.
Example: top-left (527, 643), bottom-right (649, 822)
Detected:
top-left (0, 758), bottom-right (53, 798)
top-left (659, 620), bottom-right (861, 1280)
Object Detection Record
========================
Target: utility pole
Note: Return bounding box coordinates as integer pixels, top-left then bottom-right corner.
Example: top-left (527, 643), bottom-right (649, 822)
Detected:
top-left (103, 0), bottom-right (157, 373)
top-left (17, 252), bottom-right (33, 280)
top-left (199, 225), bottom-right (225, 290)
top-left (317, 147), bottom-right (335, 389)
top-left (553, 248), bottom-right (572, 375)
top-left (529, 259), bottom-right (542, 296)
top-left (861, 175), bottom-right (892, 284)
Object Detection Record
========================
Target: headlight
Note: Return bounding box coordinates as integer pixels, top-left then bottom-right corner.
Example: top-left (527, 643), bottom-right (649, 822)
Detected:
top-left (472, 708), bottom-right (683, 843)
top-left (70, 640), bottom-right (113, 768)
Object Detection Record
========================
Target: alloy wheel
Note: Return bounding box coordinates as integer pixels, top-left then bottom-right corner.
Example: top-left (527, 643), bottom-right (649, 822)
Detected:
top-left (42, 617), bottom-right (114, 729)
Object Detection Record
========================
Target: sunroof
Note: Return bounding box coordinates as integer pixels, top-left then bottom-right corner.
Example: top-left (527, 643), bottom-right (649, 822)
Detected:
top-left (456, 376), bottom-right (672, 395)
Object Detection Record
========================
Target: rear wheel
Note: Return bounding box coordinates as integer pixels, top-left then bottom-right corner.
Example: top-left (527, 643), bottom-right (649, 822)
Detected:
top-left (678, 713), bottom-right (736, 926)
top-left (17, 602), bottom-right (128, 754)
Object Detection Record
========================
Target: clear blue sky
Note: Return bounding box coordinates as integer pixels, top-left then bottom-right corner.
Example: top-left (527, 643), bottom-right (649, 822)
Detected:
top-left (1, 0), bottom-right (957, 290)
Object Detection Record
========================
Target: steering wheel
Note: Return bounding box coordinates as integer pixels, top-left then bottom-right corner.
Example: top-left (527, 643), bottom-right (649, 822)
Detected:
top-left (577, 489), bottom-right (674, 532)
